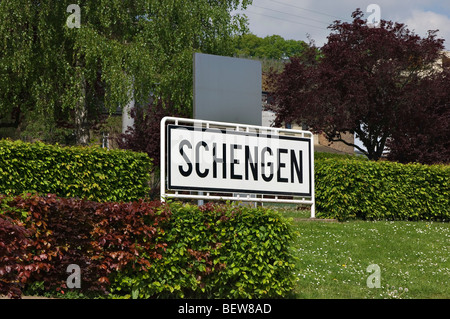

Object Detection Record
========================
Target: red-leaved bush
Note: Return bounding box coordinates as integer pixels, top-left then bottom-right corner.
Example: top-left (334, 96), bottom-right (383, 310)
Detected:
top-left (0, 215), bottom-right (33, 298)
top-left (1, 194), bottom-right (298, 299)
top-left (0, 194), bottom-right (170, 298)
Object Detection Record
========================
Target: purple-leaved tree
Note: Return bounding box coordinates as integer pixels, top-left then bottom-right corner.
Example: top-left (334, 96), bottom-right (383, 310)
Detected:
top-left (270, 9), bottom-right (448, 162)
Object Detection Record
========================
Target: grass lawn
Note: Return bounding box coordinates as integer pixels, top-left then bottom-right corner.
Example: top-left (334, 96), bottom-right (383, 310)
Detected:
top-left (272, 206), bottom-right (450, 299)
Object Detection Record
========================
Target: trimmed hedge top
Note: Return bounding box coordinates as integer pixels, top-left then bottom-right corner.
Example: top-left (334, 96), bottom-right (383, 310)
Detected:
top-left (1, 139), bottom-right (448, 221)
top-left (0, 139), bottom-right (152, 202)
top-left (0, 195), bottom-right (297, 299)
top-left (315, 156), bottom-right (450, 221)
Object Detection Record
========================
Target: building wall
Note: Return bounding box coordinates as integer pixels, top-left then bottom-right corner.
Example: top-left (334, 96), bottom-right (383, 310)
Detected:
top-left (317, 131), bottom-right (354, 154)
top-left (290, 123), bottom-right (354, 154)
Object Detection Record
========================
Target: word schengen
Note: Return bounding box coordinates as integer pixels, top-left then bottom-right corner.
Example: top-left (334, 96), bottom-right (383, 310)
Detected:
top-left (167, 125), bottom-right (312, 197)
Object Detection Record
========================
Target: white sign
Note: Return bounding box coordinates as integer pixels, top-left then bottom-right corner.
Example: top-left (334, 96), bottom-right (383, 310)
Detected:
top-left (167, 124), bottom-right (312, 197)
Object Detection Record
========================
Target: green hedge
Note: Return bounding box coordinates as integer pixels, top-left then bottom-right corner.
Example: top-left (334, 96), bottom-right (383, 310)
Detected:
top-left (1, 195), bottom-right (297, 299)
top-left (0, 139), bottom-right (152, 202)
top-left (315, 157), bottom-right (450, 221)
top-left (110, 201), bottom-right (297, 299)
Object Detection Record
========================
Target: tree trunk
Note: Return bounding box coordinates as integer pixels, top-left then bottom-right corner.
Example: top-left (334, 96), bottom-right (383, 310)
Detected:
top-left (74, 75), bottom-right (90, 145)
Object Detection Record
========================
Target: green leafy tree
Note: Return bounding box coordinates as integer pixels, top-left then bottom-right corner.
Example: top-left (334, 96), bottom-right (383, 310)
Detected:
top-left (0, 0), bottom-right (251, 144)
top-left (232, 33), bottom-right (308, 60)
top-left (231, 33), bottom-right (312, 77)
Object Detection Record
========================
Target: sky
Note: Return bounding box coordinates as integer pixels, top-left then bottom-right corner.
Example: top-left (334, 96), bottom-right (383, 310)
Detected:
top-left (235, 0), bottom-right (450, 50)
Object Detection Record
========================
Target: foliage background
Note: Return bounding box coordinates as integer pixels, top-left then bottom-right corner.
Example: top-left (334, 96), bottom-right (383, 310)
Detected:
top-left (0, 0), bottom-right (252, 143)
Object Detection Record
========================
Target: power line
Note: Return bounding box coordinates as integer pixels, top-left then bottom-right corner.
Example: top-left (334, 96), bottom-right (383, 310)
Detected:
top-left (245, 9), bottom-right (326, 30)
top-left (269, 0), bottom-right (352, 22)
top-left (252, 4), bottom-right (332, 26)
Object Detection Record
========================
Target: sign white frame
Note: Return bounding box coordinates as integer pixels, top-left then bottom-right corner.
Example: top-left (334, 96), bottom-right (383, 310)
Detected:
top-left (160, 116), bottom-right (315, 218)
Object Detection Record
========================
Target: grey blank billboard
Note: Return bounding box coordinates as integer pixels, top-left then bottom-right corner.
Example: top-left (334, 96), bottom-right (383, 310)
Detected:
top-left (193, 53), bottom-right (262, 126)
